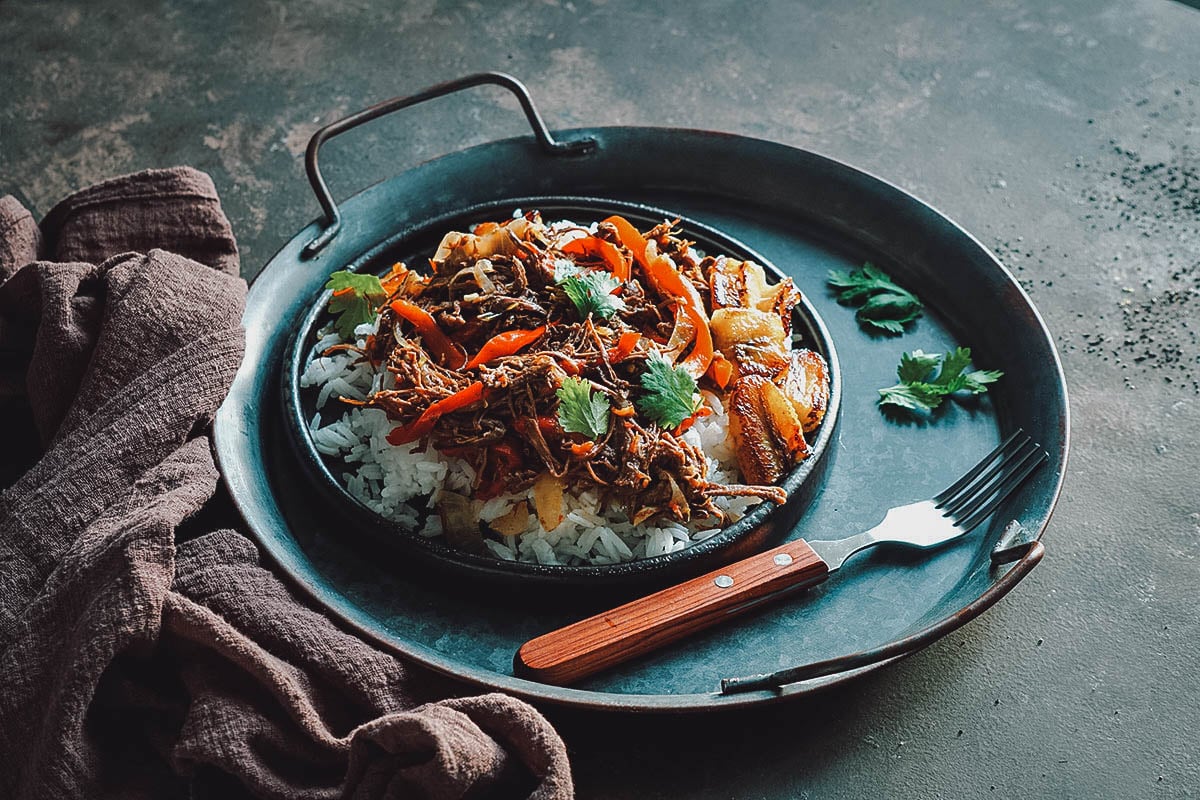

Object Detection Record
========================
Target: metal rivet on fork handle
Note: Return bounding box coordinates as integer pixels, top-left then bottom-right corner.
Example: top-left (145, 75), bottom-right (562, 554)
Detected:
top-left (714, 575), bottom-right (734, 588)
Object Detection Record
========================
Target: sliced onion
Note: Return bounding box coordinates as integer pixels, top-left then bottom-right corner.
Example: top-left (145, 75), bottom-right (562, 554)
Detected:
top-left (471, 259), bottom-right (497, 295)
top-left (660, 303), bottom-right (696, 363)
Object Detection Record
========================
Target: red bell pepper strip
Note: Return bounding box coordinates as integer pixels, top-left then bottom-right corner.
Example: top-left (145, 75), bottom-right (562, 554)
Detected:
top-left (606, 331), bottom-right (642, 363)
top-left (463, 326), bottom-right (547, 370)
top-left (604, 215), bottom-right (702, 303)
top-left (646, 251), bottom-right (705, 311)
top-left (567, 441), bottom-right (597, 457)
top-left (386, 381), bottom-right (486, 445)
top-left (673, 405), bottom-right (714, 437)
top-left (604, 215), bottom-right (713, 376)
top-left (561, 236), bottom-right (631, 282)
top-left (548, 353), bottom-right (583, 376)
top-left (706, 352), bottom-right (734, 389)
top-left (389, 299), bottom-right (466, 369)
top-left (677, 300), bottom-right (714, 378)
top-left (604, 215), bottom-right (651, 270)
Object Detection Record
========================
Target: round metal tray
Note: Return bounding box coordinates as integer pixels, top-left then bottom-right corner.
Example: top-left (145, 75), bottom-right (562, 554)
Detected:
top-left (214, 77), bottom-right (1068, 712)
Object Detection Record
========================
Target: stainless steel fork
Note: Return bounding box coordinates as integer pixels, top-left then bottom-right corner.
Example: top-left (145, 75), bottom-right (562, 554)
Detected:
top-left (516, 429), bottom-right (1049, 686)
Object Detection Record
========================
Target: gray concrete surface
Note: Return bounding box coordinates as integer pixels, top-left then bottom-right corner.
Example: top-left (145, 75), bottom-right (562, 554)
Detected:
top-left (3, 0), bottom-right (1198, 797)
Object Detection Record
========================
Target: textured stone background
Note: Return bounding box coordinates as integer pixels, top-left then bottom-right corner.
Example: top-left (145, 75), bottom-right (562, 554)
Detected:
top-left (3, 0), bottom-right (1198, 797)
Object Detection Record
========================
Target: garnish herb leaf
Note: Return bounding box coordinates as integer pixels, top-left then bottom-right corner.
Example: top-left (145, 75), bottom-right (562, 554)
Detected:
top-left (862, 317), bottom-right (905, 335)
top-left (326, 270), bottom-right (387, 339)
top-left (857, 292), bottom-right (924, 333)
top-left (637, 353), bottom-right (703, 429)
top-left (879, 347), bottom-right (1003, 413)
top-left (935, 347), bottom-right (974, 392)
top-left (559, 271), bottom-right (627, 320)
top-left (828, 262), bottom-right (923, 335)
top-left (962, 369), bottom-right (1004, 393)
top-left (877, 382), bottom-right (944, 413)
top-left (827, 262), bottom-right (900, 302)
top-left (896, 350), bottom-right (943, 384)
top-left (556, 376), bottom-right (610, 439)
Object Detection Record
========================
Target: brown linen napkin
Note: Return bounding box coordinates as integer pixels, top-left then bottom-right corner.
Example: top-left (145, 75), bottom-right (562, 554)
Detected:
top-left (0, 168), bottom-right (573, 800)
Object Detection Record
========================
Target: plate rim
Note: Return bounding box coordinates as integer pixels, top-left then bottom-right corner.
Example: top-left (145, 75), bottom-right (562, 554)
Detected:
top-left (281, 197), bottom-right (842, 588)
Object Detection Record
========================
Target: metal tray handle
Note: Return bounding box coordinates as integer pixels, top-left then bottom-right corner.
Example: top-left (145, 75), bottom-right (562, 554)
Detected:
top-left (302, 71), bottom-right (597, 258)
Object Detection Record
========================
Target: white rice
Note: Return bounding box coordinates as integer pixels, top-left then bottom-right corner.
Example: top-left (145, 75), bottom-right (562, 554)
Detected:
top-left (301, 321), bottom-right (759, 567)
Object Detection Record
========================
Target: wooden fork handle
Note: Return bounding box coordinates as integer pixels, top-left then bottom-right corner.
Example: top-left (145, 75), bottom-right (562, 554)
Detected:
top-left (514, 539), bottom-right (830, 686)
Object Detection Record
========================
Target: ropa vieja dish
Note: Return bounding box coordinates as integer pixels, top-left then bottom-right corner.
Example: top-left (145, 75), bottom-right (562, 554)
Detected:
top-left (302, 212), bottom-right (829, 565)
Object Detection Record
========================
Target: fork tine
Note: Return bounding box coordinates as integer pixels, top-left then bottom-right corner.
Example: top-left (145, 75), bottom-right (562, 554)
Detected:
top-left (953, 444), bottom-right (1048, 533)
top-left (933, 429), bottom-right (1028, 507)
top-left (939, 437), bottom-right (1037, 519)
top-left (943, 439), bottom-right (1040, 520)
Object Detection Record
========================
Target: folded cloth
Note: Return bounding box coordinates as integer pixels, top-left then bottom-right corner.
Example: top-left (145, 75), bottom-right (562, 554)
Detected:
top-left (0, 169), bottom-right (572, 800)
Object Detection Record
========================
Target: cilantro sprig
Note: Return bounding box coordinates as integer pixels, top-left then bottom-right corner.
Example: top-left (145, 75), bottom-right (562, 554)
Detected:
top-left (637, 354), bottom-right (703, 429)
top-left (828, 263), bottom-right (923, 335)
top-left (878, 347), bottom-right (1003, 413)
top-left (326, 270), bottom-right (387, 339)
top-left (556, 376), bottom-right (610, 439)
top-left (555, 264), bottom-right (626, 320)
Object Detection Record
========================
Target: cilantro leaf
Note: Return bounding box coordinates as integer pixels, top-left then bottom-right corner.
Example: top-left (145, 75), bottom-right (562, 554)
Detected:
top-left (878, 382), bottom-right (944, 412)
top-left (896, 350), bottom-right (942, 383)
top-left (863, 317), bottom-right (906, 335)
top-left (934, 347), bottom-right (973, 389)
top-left (828, 263), bottom-right (903, 302)
top-left (858, 292), bottom-right (923, 331)
top-left (326, 270), bottom-right (387, 339)
top-left (879, 347), bottom-right (1003, 414)
top-left (556, 376), bottom-right (610, 439)
top-left (559, 271), bottom-right (626, 320)
top-left (827, 262), bottom-right (923, 335)
top-left (962, 369), bottom-right (1004, 393)
top-left (637, 353), bottom-right (702, 429)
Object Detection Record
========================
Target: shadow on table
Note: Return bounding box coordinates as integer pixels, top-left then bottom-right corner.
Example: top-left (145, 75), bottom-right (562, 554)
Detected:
top-left (545, 649), bottom-right (959, 799)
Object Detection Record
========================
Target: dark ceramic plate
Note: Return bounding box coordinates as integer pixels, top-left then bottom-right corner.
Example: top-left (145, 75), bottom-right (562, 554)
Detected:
top-left (213, 76), bottom-right (1068, 712)
top-left (282, 201), bottom-right (840, 591)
